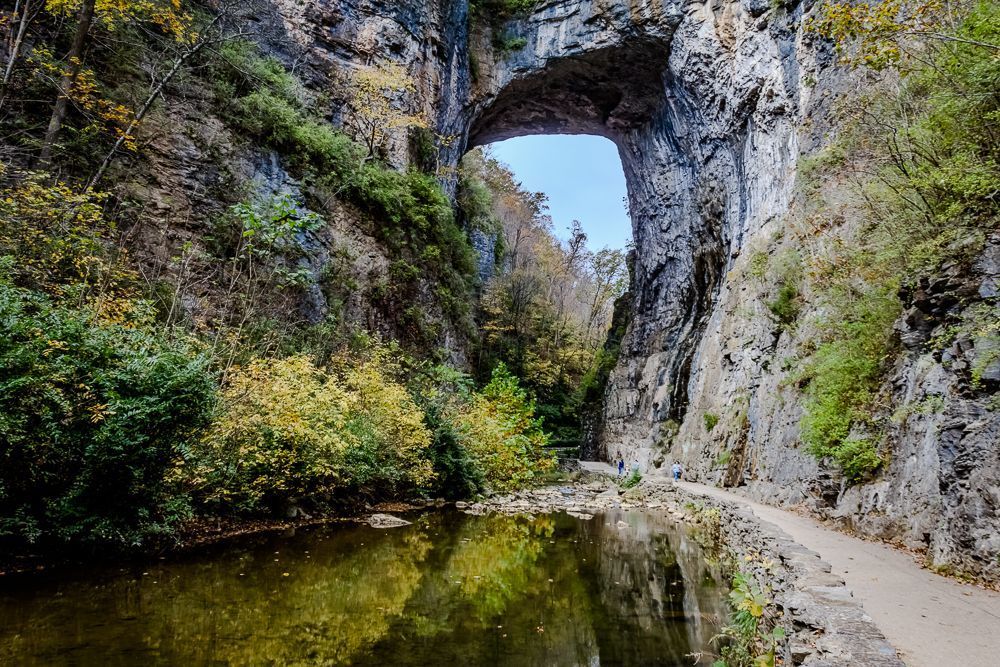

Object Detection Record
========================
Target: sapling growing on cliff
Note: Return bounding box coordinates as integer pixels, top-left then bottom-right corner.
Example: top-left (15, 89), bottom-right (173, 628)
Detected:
top-left (344, 61), bottom-right (427, 159)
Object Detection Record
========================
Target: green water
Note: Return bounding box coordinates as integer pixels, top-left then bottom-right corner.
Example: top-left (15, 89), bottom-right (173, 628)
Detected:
top-left (0, 509), bottom-right (728, 666)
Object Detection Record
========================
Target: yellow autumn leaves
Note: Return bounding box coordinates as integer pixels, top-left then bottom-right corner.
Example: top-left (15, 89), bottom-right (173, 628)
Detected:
top-left (45, 0), bottom-right (193, 39)
top-left (188, 354), bottom-right (556, 511)
top-left (192, 352), bottom-right (434, 511)
top-left (454, 363), bottom-right (556, 493)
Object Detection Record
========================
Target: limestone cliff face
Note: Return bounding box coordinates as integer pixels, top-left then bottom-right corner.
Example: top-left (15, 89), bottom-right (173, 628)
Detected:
top-left (258, 0), bottom-right (997, 579)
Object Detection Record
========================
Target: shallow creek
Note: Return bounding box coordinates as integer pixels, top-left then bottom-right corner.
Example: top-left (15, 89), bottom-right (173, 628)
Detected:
top-left (0, 509), bottom-right (728, 665)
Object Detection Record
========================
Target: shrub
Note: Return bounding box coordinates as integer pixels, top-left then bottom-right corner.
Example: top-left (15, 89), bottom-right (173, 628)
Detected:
top-left (703, 412), bottom-right (720, 432)
top-left (0, 174), bottom-right (135, 301)
top-left (0, 279), bottom-right (216, 550)
top-left (621, 469), bottom-right (642, 489)
top-left (408, 363), bottom-right (485, 499)
top-left (765, 250), bottom-right (802, 329)
top-left (191, 352), bottom-right (434, 513)
top-left (424, 404), bottom-right (485, 499)
top-left (470, 0), bottom-right (537, 26)
top-left (456, 363), bottom-right (556, 493)
top-left (713, 572), bottom-right (785, 667)
top-left (799, 286), bottom-right (898, 481)
top-left (767, 281), bottom-right (800, 327)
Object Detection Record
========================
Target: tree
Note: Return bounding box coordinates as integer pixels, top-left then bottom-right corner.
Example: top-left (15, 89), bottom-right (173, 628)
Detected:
top-left (586, 247), bottom-right (628, 340)
top-left (344, 61), bottom-right (427, 158)
top-left (808, 0), bottom-right (1000, 70)
top-left (37, 0), bottom-right (192, 166)
top-left (87, 1), bottom-right (253, 189)
top-left (1, 0), bottom-right (43, 106)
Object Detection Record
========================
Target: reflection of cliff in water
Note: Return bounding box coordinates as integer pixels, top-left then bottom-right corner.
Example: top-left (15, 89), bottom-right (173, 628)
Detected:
top-left (0, 510), bottom-right (727, 666)
top-left (581, 510), bottom-right (728, 666)
top-left (359, 510), bottom-right (727, 666)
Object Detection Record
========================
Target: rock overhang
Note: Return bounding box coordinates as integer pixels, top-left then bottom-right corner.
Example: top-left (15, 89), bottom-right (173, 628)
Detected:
top-left (467, 36), bottom-right (675, 147)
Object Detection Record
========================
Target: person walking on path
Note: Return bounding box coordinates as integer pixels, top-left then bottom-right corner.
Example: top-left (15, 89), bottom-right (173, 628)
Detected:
top-left (671, 461), bottom-right (683, 481)
top-left (617, 458), bottom-right (625, 476)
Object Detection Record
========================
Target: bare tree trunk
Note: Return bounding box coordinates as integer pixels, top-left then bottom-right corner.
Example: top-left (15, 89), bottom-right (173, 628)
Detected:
top-left (1, 0), bottom-right (39, 104)
top-left (38, 0), bottom-right (95, 167)
top-left (86, 9), bottom-right (235, 189)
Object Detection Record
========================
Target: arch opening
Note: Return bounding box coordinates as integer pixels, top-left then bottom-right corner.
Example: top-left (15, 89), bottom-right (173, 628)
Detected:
top-left (467, 39), bottom-right (673, 148)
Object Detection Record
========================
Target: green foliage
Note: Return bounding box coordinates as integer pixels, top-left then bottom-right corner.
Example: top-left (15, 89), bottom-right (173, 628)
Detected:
top-left (457, 152), bottom-right (500, 233)
top-left (409, 363), bottom-right (485, 499)
top-left (713, 572), bottom-right (784, 667)
top-left (497, 35), bottom-right (528, 54)
top-left (209, 41), bottom-right (478, 340)
top-left (457, 363), bottom-right (556, 493)
top-left (409, 126), bottom-right (438, 174)
top-left (0, 277), bottom-right (216, 550)
top-left (767, 281), bottom-right (799, 326)
top-left (704, 412), bottom-right (720, 432)
top-left (470, 0), bottom-right (537, 26)
top-left (796, 2), bottom-right (1000, 481)
top-left (0, 173), bottom-right (132, 301)
top-left (764, 250), bottom-right (802, 329)
top-left (467, 149), bottom-right (630, 450)
top-left (621, 469), bottom-right (642, 489)
top-left (747, 250), bottom-right (769, 280)
top-left (798, 285), bottom-right (898, 481)
top-left (469, 0), bottom-right (536, 53)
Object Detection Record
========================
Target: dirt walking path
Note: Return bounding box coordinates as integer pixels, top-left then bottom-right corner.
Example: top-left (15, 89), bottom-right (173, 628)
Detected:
top-left (671, 480), bottom-right (1000, 667)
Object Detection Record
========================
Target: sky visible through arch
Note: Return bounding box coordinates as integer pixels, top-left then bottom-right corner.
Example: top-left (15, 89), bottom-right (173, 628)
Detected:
top-left (487, 135), bottom-right (632, 252)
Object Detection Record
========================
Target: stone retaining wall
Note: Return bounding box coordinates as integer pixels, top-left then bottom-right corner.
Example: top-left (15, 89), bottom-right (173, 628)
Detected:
top-left (669, 484), bottom-right (903, 666)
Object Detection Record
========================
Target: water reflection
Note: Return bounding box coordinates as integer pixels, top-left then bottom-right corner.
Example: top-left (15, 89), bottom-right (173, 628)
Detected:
top-left (0, 510), bottom-right (727, 666)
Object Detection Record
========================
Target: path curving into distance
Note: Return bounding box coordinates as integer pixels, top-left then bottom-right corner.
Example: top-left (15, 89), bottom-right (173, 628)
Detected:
top-left (674, 480), bottom-right (1000, 667)
top-left (576, 461), bottom-right (1000, 665)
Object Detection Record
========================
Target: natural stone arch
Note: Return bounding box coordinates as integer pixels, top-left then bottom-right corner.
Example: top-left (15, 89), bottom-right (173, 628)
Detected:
top-left (280, 0), bottom-right (829, 468)
top-left (445, 0), bottom-right (825, 468)
top-left (465, 37), bottom-right (673, 146)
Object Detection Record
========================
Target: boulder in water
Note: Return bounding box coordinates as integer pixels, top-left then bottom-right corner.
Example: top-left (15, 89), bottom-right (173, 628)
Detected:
top-left (367, 513), bottom-right (411, 528)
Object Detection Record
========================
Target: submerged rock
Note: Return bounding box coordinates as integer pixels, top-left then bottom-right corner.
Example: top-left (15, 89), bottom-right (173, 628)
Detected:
top-left (367, 514), bottom-right (411, 528)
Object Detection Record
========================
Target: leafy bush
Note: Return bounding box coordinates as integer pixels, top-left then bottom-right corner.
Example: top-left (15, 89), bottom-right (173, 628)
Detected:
top-left (457, 363), bottom-right (556, 493)
top-left (703, 412), bottom-right (720, 432)
top-left (799, 285), bottom-right (898, 481)
top-left (0, 278), bottom-right (216, 550)
top-left (497, 35), bottom-right (528, 54)
top-left (765, 250), bottom-right (802, 329)
top-left (767, 281), bottom-right (800, 327)
top-left (0, 174), bottom-right (134, 301)
top-left (470, 0), bottom-right (537, 28)
top-left (425, 403), bottom-right (485, 499)
top-left (621, 469), bottom-right (642, 489)
top-left (191, 352), bottom-right (434, 513)
top-left (713, 572), bottom-right (785, 667)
